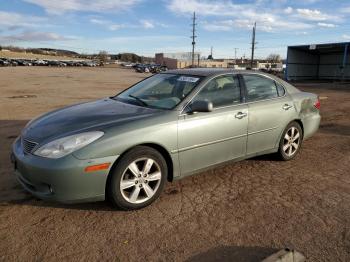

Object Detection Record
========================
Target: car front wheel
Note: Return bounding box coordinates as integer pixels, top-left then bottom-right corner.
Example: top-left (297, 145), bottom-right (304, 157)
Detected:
top-left (278, 121), bottom-right (303, 161)
top-left (107, 146), bottom-right (167, 210)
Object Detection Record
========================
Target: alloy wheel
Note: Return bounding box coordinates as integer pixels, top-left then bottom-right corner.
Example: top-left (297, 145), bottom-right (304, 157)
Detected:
top-left (283, 127), bottom-right (300, 157)
top-left (120, 158), bottom-right (162, 204)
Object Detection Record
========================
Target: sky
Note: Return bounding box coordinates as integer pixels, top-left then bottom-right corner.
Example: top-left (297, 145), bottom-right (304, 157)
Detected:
top-left (0, 0), bottom-right (350, 59)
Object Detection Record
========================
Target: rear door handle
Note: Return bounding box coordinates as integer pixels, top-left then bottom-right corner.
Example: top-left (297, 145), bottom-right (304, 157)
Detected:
top-left (282, 104), bottom-right (293, 110)
top-left (235, 112), bottom-right (248, 119)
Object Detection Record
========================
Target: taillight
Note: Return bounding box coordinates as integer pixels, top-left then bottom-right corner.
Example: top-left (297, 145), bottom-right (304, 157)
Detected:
top-left (314, 98), bottom-right (321, 110)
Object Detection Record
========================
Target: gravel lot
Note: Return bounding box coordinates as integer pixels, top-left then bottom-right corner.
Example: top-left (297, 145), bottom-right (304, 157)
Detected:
top-left (0, 67), bottom-right (349, 261)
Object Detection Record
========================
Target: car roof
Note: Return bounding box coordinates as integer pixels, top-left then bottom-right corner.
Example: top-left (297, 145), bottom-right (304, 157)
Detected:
top-left (164, 68), bottom-right (235, 77)
top-left (161, 68), bottom-right (300, 94)
top-left (163, 68), bottom-right (275, 78)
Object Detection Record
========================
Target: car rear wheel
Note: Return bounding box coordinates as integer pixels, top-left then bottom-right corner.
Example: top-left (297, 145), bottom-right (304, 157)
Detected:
top-left (107, 146), bottom-right (167, 210)
top-left (278, 121), bottom-right (303, 161)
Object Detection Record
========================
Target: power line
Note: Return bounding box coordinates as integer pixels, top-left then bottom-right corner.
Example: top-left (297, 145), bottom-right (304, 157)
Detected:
top-left (191, 12), bottom-right (197, 67)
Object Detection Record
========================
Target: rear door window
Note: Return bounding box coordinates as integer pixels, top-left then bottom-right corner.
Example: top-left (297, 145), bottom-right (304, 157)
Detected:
top-left (275, 81), bottom-right (286, 97)
top-left (243, 74), bottom-right (278, 102)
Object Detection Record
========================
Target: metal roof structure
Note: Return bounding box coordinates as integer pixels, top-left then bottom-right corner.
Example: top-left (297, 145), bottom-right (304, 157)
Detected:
top-left (286, 42), bottom-right (349, 81)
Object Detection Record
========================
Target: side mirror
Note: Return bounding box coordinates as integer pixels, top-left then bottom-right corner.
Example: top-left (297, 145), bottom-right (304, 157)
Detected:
top-left (189, 100), bottom-right (213, 113)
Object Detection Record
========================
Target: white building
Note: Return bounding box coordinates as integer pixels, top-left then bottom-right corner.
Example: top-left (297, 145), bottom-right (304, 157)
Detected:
top-left (162, 52), bottom-right (201, 61)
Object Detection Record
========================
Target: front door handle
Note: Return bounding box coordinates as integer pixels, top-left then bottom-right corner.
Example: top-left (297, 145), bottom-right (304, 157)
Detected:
top-left (235, 112), bottom-right (248, 119)
top-left (282, 104), bottom-right (293, 110)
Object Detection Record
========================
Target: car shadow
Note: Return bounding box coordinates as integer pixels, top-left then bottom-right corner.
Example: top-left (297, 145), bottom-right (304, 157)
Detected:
top-left (3, 183), bottom-right (185, 211)
top-left (248, 154), bottom-right (280, 162)
top-left (185, 245), bottom-right (279, 262)
top-left (2, 197), bottom-right (120, 211)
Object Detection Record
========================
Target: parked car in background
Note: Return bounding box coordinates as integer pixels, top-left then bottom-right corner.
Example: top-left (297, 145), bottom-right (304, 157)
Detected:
top-left (135, 64), bottom-right (148, 73)
top-left (33, 60), bottom-right (47, 66)
top-left (16, 59), bottom-right (32, 66)
top-left (81, 61), bottom-right (97, 67)
top-left (12, 69), bottom-right (321, 210)
top-left (0, 59), bottom-right (10, 66)
top-left (10, 60), bottom-right (18, 66)
top-left (122, 63), bottom-right (135, 68)
top-left (47, 60), bottom-right (66, 67)
top-left (74, 61), bottom-right (84, 67)
top-left (150, 65), bottom-right (168, 74)
top-left (0, 57), bottom-right (100, 67)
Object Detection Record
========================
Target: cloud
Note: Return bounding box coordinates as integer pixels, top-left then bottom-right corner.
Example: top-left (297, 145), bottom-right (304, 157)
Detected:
top-left (0, 31), bottom-right (74, 42)
top-left (340, 6), bottom-right (350, 13)
top-left (342, 34), bottom-right (350, 40)
top-left (100, 35), bottom-right (186, 44)
top-left (89, 18), bottom-right (125, 31)
top-left (168, 0), bottom-right (315, 32)
top-left (168, 0), bottom-right (342, 33)
top-left (168, 0), bottom-right (248, 16)
top-left (203, 18), bottom-right (313, 33)
top-left (140, 20), bottom-right (155, 29)
top-left (23, 0), bottom-right (140, 14)
top-left (296, 31), bottom-right (308, 35)
top-left (296, 9), bottom-right (337, 21)
top-left (108, 24), bottom-right (125, 31)
top-left (284, 7), bottom-right (293, 14)
top-left (317, 22), bottom-right (337, 28)
top-left (89, 17), bottom-right (159, 30)
top-left (202, 21), bottom-right (233, 32)
top-left (90, 18), bottom-right (108, 25)
top-left (0, 11), bottom-right (46, 29)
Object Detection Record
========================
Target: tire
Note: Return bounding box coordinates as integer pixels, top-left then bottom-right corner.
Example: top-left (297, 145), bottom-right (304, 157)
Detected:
top-left (107, 146), bottom-right (167, 210)
top-left (278, 121), bottom-right (303, 161)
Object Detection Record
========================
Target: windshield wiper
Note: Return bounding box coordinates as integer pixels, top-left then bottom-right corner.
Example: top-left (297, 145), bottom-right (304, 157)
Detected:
top-left (128, 94), bottom-right (148, 106)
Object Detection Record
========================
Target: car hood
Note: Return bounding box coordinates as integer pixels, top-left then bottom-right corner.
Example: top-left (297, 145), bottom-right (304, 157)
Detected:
top-left (22, 98), bottom-right (161, 143)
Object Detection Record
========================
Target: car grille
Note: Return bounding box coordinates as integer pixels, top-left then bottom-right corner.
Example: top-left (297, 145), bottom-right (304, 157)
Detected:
top-left (22, 138), bottom-right (38, 154)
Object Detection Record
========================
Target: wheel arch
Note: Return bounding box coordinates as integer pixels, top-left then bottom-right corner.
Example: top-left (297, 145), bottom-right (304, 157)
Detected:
top-left (105, 142), bottom-right (174, 196)
top-left (293, 119), bottom-right (304, 139)
top-left (140, 143), bottom-right (174, 182)
top-left (275, 119), bottom-right (305, 149)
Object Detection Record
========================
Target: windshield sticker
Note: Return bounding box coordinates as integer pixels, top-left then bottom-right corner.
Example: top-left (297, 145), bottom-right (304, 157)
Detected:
top-left (177, 76), bottom-right (200, 83)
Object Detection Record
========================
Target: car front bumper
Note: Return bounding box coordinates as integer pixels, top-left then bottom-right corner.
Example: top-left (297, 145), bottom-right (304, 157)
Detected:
top-left (11, 138), bottom-right (119, 203)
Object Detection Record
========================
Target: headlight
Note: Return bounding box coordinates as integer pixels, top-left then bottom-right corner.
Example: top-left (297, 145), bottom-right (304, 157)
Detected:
top-left (34, 131), bottom-right (104, 159)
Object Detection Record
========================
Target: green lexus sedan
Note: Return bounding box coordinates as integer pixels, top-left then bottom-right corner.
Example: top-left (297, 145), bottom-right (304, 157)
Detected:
top-left (11, 69), bottom-right (321, 210)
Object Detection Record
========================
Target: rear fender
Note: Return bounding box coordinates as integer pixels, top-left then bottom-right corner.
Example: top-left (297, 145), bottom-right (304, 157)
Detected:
top-left (292, 93), bottom-right (321, 140)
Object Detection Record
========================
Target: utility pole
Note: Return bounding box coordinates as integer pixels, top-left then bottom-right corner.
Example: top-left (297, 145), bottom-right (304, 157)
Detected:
top-left (234, 48), bottom-right (238, 60)
top-left (250, 22), bottom-right (257, 69)
top-left (191, 12), bottom-right (197, 67)
top-left (208, 46), bottom-right (213, 60)
top-left (197, 53), bottom-right (200, 67)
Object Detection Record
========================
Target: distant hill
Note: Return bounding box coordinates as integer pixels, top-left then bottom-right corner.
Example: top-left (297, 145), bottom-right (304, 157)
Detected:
top-left (0, 46), bottom-right (80, 58)
top-left (111, 53), bottom-right (154, 63)
top-left (0, 45), bottom-right (154, 62)
top-left (35, 48), bottom-right (79, 57)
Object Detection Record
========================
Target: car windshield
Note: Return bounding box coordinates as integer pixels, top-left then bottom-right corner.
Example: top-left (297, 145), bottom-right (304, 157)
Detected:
top-left (114, 73), bottom-right (203, 110)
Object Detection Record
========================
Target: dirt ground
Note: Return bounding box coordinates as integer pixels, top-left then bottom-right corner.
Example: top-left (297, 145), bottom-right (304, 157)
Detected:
top-left (0, 67), bottom-right (349, 261)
